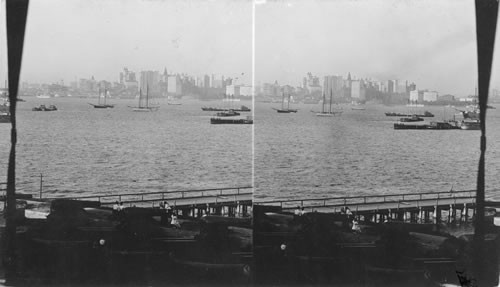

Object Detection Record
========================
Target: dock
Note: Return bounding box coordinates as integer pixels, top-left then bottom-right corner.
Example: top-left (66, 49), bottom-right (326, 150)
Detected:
top-left (256, 189), bottom-right (500, 224)
top-left (3, 186), bottom-right (253, 218)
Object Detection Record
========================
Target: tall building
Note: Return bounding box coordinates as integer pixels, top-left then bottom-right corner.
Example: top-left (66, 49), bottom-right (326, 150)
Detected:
top-left (351, 80), bottom-right (366, 101)
top-left (120, 68), bottom-right (138, 89)
top-left (167, 75), bottom-right (182, 96)
top-left (387, 80), bottom-right (395, 94)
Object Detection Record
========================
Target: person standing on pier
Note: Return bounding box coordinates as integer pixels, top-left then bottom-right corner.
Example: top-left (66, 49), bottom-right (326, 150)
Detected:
top-left (113, 201), bottom-right (119, 216)
top-left (171, 211), bottom-right (181, 228)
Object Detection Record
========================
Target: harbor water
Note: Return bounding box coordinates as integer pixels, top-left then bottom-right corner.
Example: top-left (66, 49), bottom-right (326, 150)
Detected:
top-left (1, 99), bottom-right (500, 203)
top-left (0, 97), bottom-right (252, 198)
top-left (254, 102), bottom-right (500, 202)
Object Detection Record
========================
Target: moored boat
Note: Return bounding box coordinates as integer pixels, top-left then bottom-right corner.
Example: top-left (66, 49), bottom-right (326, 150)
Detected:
top-left (394, 121), bottom-right (460, 130)
top-left (385, 111), bottom-right (434, 117)
top-left (460, 120), bottom-right (480, 130)
top-left (32, 104), bottom-right (57, 111)
top-left (89, 88), bottom-right (114, 108)
top-left (210, 116), bottom-right (253, 124)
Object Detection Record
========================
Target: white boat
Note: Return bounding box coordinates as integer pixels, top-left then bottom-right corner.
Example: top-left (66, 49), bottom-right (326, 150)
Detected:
top-left (315, 89), bottom-right (342, 116)
top-left (131, 86), bottom-right (159, 112)
top-left (460, 120), bottom-right (480, 130)
top-left (36, 94), bottom-right (51, 99)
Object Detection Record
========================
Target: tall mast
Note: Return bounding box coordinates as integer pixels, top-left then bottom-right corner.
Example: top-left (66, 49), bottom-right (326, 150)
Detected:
top-left (139, 88), bottom-right (142, 108)
top-left (329, 88), bottom-right (333, 113)
top-left (287, 93), bottom-right (290, 109)
top-left (322, 91), bottom-right (326, 113)
top-left (146, 85), bottom-right (149, 108)
top-left (282, 91), bottom-right (285, 110)
top-left (104, 89), bottom-right (107, 105)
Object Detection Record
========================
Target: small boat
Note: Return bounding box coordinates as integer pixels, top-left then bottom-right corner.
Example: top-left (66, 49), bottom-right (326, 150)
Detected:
top-left (460, 120), bottom-right (480, 130)
top-left (167, 102), bottom-right (182, 105)
top-left (210, 116), bottom-right (253, 124)
top-left (36, 94), bottom-right (51, 99)
top-left (89, 88), bottom-right (114, 108)
top-left (274, 92), bottom-right (298, 113)
top-left (130, 86), bottom-right (159, 112)
top-left (32, 104), bottom-right (57, 111)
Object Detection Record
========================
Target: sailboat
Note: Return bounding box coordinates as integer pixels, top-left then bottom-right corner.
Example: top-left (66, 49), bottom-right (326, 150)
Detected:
top-left (273, 92), bottom-right (297, 113)
top-left (89, 88), bottom-right (114, 108)
top-left (131, 85), bottom-right (159, 112)
top-left (316, 89), bottom-right (342, 117)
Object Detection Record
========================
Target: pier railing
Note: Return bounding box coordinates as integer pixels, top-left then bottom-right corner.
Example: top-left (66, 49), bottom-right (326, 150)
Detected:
top-left (256, 189), bottom-right (477, 212)
top-left (44, 186), bottom-right (254, 207)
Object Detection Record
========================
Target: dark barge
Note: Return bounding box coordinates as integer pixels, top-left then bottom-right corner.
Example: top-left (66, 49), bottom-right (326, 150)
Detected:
top-left (394, 121), bottom-right (460, 130)
top-left (210, 117), bottom-right (253, 124)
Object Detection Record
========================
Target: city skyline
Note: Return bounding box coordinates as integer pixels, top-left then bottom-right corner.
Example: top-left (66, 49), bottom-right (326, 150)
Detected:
top-left (0, 0), bottom-right (253, 85)
top-left (256, 0), bottom-right (482, 98)
top-left (2, 0), bottom-right (500, 97)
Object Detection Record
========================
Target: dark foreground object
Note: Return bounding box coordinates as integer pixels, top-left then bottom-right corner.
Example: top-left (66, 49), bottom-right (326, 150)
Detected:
top-left (253, 205), bottom-right (500, 286)
top-left (8, 199), bottom-right (252, 285)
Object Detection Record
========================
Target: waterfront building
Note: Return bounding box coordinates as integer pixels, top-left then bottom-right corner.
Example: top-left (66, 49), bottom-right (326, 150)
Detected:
top-left (438, 94), bottom-right (455, 102)
top-left (423, 91), bottom-right (439, 102)
top-left (409, 90), bottom-right (424, 102)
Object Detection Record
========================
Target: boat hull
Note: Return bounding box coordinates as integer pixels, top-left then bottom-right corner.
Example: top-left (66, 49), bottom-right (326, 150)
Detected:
top-left (90, 103), bottom-right (114, 108)
top-left (132, 107), bottom-right (159, 112)
top-left (394, 122), bottom-right (460, 130)
top-left (210, 118), bottom-right (253, 124)
top-left (276, 109), bottom-right (297, 113)
top-left (460, 121), bottom-right (480, 130)
top-left (316, 111), bottom-right (342, 117)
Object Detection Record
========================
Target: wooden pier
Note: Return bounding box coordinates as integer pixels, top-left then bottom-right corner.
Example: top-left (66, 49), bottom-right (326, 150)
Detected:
top-left (41, 186), bottom-right (254, 218)
top-left (256, 190), bottom-right (500, 224)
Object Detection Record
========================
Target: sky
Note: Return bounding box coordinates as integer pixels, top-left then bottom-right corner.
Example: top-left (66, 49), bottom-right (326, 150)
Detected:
top-left (256, 0), bottom-right (481, 97)
top-left (1, 0), bottom-right (253, 85)
top-left (1, 0), bottom-right (500, 97)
